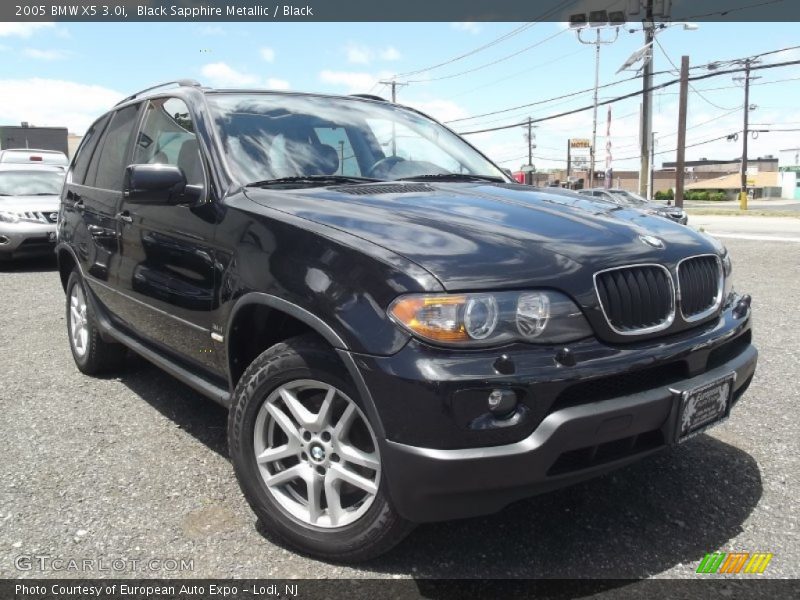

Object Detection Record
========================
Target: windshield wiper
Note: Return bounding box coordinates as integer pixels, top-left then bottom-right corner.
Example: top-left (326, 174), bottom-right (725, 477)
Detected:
top-left (245, 175), bottom-right (383, 188)
top-left (395, 173), bottom-right (505, 183)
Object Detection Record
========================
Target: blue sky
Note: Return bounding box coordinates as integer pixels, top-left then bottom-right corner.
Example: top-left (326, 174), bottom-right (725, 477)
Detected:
top-left (1, 20), bottom-right (799, 172)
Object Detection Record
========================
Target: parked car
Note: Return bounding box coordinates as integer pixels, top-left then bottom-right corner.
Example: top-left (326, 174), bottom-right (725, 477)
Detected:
top-left (0, 148), bottom-right (69, 168)
top-left (579, 187), bottom-right (689, 225)
top-left (57, 81), bottom-right (756, 561)
top-left (0, 164), bottom-right (64, 260)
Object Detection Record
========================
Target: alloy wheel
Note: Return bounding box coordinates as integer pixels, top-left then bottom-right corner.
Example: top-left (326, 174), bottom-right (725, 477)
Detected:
top-left (253, 379), bottom-right (381, 528)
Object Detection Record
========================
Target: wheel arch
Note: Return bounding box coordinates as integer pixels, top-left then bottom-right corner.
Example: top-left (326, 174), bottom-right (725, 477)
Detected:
top-left (225, 292), bottom-right (386, 439)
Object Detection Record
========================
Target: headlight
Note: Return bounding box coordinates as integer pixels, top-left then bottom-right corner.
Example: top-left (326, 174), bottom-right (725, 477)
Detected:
top-left (388, 290), bottom-right (592, 347)
top-left (0, 211), bottom-right (20, 223)
top-left (722, 251), bottom-right (734, 299)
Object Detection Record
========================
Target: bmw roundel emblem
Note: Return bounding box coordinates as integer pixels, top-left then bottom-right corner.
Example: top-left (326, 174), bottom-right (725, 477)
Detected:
top-left (639, 234), bottom-right (665, 249)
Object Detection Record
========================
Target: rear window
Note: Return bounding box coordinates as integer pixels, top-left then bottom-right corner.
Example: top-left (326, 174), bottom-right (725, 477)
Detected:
top-left (89, 104), bottom-right (140, 190)
top-left (0, 170), bottom-right (65, 196)
top-left (70, 114), bottom-right (111, 185)
top-left (0, 150), bottom-right (68, 166)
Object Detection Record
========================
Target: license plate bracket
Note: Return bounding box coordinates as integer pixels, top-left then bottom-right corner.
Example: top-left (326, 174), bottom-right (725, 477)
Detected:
top-left (676, 373), bottom-right (736, 443)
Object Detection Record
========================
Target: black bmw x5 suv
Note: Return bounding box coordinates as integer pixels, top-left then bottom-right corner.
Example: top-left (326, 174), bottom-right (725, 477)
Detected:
top-left (57, 80), bottom-right (757, 561)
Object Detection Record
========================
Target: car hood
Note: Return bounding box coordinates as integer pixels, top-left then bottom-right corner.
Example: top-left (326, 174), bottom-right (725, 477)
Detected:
top-left (245, 182), bottom-right (718, 291)
top-left (0, 194), bottom-right (60, 213)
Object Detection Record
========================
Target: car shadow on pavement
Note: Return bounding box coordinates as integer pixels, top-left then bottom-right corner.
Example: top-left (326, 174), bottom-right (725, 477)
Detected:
top-left (367, 435), bottom-right (762, 578)
top-left (0, 255), bottom-right (57, 272)
top-left (115, 356), bottom-right (230, 458)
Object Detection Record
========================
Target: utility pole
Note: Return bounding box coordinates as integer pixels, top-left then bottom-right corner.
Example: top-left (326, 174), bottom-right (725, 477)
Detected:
top-left (740, 60), bottom-right (752, 210)
top-left (527, 117), bottom-right (533, 168)
top-left (590, 28), bottom-right (601, 189)
top-left (567, 139), bottom-right (572, 185)
top-left (649, 131), bottom-right (656, 200)
top-left (675, 55), bottom-right (690, 208)
top-left (639, 0), bottom-right (655, 198)
top-left (379, 79), bottom-right (407, 156)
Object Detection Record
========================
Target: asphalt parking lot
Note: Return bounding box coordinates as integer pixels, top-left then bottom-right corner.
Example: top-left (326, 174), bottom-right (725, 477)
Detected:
top-left (0, 236), bottom-right (797, 580)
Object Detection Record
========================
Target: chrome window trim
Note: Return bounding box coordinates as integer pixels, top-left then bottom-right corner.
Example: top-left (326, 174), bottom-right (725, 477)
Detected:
top-left (593, 263), bottom-right (676, 336)
top-left (677, 253), bottom-right (724, 323)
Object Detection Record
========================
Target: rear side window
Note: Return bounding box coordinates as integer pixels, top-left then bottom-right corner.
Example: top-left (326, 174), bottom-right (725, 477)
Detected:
top-left (89, 104), bottom-right (140, 190)
top-left (70, 114), bottom-right (111, 185)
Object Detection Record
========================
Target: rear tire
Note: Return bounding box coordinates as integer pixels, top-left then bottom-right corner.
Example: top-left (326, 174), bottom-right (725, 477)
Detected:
top-left (228, 334), bottom-right (413, 562)
top-left (66, 269), bottom-right (127, 375)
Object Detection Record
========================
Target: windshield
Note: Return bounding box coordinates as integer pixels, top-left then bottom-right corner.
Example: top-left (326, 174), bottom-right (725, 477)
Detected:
top-left (206, 93), bottom-right (507, 184)
top-left (0, 170), bottom-right (64, 196)
top-left (610, 190), bottom-right (648, 205)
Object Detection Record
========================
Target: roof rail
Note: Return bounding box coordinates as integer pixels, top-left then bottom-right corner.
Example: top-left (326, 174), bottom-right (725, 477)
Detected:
top-left (115, 80), bottom-right (202, 106)
top-left (350, 93), bottom-right (389, 103)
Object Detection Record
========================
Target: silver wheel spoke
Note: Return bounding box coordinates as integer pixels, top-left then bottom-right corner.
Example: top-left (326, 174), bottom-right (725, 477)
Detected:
top-left (332, 404), bottom-right (356, 441)
top-left (324, 470), bottom-right (344, 526)
top-left (337, 444), bottom-right (379, 471)
top-left (254, 380), bottom-right (380, 529)
top-left (306, 471), bottom-right (324, 524)
top-left (312, 386), bottom-right (336, 430)
top-left (256, 442), bottom-right (298, 465)
top-left (329, 462), bottom-right (377, 495)
top-left (279, 388), bottom-right (317, 429)
top-left (265, 402), bottom-right (302, 443)
top-left (264, 463), bottom-right (306, 488)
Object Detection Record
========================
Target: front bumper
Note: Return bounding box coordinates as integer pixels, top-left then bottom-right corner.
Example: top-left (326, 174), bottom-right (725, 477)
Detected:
top-left (0, 221), bottom-right (56, 259)
top-left (353, 297), bottom-right (756, 522)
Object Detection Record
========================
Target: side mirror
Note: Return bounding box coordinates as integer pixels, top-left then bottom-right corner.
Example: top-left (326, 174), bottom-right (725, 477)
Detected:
top-left (124, 164), bottom-right (201, 205)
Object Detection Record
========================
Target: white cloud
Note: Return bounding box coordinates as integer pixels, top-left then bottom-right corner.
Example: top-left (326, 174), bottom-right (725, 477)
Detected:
top-left (405, 99), bottom-right (470, 123)
top-left (201, 61), bottom-right (289, 90)
top-left (319, 70), bottom-right (386, 93)
top-left (267, 78), bottom-right (290, 90)
top-left (260, 46), bottom-right (275, 62)
top-left (0, 78), bottom-right (122, 134)
top-left (451, 22), bottom-right (481, 34)
top-left (22, 48), bottom-right (69, 61)
top-left (380, 46), bottom-right (401, 61)
top-left (201, 62), bottom-right (259, 87)
top-left (345, 43), bottom-right (372, 65)
top-left (0, 23), bottom-right (55, 38)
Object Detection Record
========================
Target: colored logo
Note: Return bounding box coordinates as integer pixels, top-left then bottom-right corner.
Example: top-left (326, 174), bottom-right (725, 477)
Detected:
top-left (696, 552), bottom-right (773, 574)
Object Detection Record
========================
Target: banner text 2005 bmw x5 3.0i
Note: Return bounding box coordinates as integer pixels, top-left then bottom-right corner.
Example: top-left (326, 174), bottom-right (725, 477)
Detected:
top-left (56, 81), bottom-right (757, 561)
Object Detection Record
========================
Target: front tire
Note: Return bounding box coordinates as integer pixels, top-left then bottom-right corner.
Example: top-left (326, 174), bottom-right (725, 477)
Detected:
top-left (228, 334), bottom-right (413, 561)
top-left (65, 270), bottom-right (127, 375)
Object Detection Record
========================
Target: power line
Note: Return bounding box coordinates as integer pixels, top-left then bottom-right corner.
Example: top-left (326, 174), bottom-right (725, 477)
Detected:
top-left (447, 45), bottom-right (800, 126)
top-left (457, 58), bottom-right (800, 135)
top-left (445, 72), bottom-right (649, 124)
top-left (654, 37), bottom-right (737, 111)
top-left (407, 29), bottom-right (568, 83)
top-left (394, 0), bottom-right (583, 79)
top-left (674, 0), bottom-right (788, 22)
top-left (445, 47), bottom-right (586, 101)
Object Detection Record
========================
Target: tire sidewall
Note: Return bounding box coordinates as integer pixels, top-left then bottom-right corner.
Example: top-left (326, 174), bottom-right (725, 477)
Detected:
top-left (228, 341), bottom-right (398, 558)
top-left (65, 270), bottom-right (93, 371)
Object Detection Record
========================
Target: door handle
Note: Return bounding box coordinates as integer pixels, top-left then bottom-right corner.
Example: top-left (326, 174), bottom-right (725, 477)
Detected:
top-left (66, 190), bottom-right (83, 210)
top-left (116, 210), bottom-right (133, 224)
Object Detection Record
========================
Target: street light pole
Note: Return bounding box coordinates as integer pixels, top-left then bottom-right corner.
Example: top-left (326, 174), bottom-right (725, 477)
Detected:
top-left (576, 25), bottom-right (618, 190)
top-left (590, 28), bottom-right (601, 189)
top-left (639, 0), bottom-right (655, 198)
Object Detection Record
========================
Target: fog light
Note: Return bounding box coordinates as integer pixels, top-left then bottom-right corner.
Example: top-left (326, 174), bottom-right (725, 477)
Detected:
top-left (488, 389), bottom-right (517, 419)
top-left (733, 294), bottom-right (752, 319)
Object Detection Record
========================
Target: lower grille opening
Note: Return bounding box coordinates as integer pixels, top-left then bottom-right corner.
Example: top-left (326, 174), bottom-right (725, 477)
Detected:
top-left (707, 330), bottom-right (752, 370)
top-left (547, 429), bottom-right (664, 476)
top-left (18, 237), bottom-right (53, 248)
top-left (550, 362), bottom-right (688, 413)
